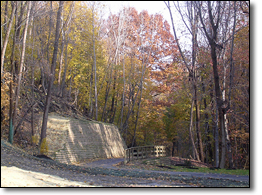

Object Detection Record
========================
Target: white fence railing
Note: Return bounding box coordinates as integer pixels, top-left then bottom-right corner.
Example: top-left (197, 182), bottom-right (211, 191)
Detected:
top-left (124, 145), bottom-right (166, 164)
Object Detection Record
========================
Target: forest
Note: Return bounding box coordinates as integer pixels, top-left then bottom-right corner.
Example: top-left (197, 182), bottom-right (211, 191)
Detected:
top-left (1, 1), bottom-right (249, 169)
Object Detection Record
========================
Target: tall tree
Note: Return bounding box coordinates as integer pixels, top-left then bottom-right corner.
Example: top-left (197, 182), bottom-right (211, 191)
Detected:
top-left (1, 1), bottom-right (16, 74)
top-left (196, 1), bottom-right (237, 168)
top-left (59, 1), bottom-right (75, 97)
top-left (8, 1), bottom-right (18, 144)
top-left (10, 1), bottom-right (31, 143)
top-left (91, 2), bottom-right (98, 120)
top-left (40, 1), bottom-right (63, 153)
top-left (165, 1), bottom-right (204, 162)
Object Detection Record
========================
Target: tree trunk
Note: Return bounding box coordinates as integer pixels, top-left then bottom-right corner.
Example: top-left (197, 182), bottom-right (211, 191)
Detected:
top-left (189, 99), bottom-right (200, 161)
top-left (166, 1), bottom-right (204, 161)
top-left (58, 1), bottom-right (74, 94)
top-left (46, 1), bottom-right (53, 63)
top-left (218, 113), bottom-right (226, 168)
top-left (101, 79), bottom-right (110, 122)
top-left (57, 17), bottom-right (63, 88)
top-left (14, 102), bottom-right (37, 134)
top-left (194, 80), bottom-right (204, 162)
top-left (1, 2), bottom-right (16, 74)
top-left (89, 58), bottom-right (93, 118)
top-left (131, 78), bottom-right (144, 147)
top-left (8, 1), bottom-right (18, 144)
top-left (220, 65), bottom-right (227, 168)
top-left (197, 1), bottom-right (226, 167)
top-left (191, 5), bottom-right (204, 162)
top-left (209, 40), bottom-right (228, 169)
top-left (202, 76), bottom-right (211, 163)
top-left (110, 90), bottom-right (118, 124)
top-left (131, 81), bottom-right (143, 147)
top-left (210, 86), bottom-right (219, 167)
top-left (59, 2), bottom-right (74, 97)
top-left (214, 105), bottom-right (220, 167)
top-left (60, 37), bottom-right (69, 97)
top-left (131, 38), bottom-right (146, 147)
top-left (122, 66), bottom-right (143, 139)
top-left (57, 14), bottom-right (65, 88)
top-left (4, 1), bottom-right (9, 34)
top-left (12, 1), bottom-right (27, 128)
top-left (31, 16), bottom-right (35, 145)
top-left (40, 1), bottom-right (63, 152)
top-left (120, 54), bottom-right (126, 132)
top-left (210, 42), bottom-right (226, 169)
top-left (13, 1), bottom-right (31, 136)
top-left (109, 75), bottom-right (116, 123)
top-left (223, 1), bottom-right (237, 170)
top-left (92, 4), bottom-right (98, 120)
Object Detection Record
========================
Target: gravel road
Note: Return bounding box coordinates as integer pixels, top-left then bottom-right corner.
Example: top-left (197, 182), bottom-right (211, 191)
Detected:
top-left (82, 158), bottom-right (249, 182)
top-left (1, 139), bottom-right (249, 187)
top-left (1, 140), bottom-right (191, 187)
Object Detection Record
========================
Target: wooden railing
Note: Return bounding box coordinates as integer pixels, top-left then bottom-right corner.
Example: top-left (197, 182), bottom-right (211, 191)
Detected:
top-left (124, 145), bottom-right (166, 164)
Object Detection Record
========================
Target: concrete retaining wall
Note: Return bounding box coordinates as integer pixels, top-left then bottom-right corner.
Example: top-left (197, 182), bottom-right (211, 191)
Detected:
top-left (37, 113), bottom-right (127, 164)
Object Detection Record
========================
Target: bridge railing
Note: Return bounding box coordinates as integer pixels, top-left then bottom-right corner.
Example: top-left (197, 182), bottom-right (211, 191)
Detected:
top-left (124, 145), bottom-right (166, 164)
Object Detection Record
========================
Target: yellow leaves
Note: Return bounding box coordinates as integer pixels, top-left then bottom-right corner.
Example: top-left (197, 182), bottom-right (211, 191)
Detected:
top-left (40, 138), bottom-right (49, 155)
top-left (1, 72), bottom-right (13, 129)
top-left (32, 135), bottom-right (39, 145)
top-left (1, 72), bottom-right (12, 107)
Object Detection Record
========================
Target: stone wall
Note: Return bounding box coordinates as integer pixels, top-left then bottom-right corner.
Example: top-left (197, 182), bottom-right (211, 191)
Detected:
top-left (37, 113), bottom-right (127, 164)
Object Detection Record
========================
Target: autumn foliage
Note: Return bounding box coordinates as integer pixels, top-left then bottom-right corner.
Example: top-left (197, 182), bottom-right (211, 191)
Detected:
top-left (1, 1), bottom-right (249, 169)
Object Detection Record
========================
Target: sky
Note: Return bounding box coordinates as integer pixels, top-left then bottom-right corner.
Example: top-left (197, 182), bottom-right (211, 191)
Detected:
top-left (101, 1), bottom-right (174, 32)
top-left (101, 1), bottom-right (170, 21)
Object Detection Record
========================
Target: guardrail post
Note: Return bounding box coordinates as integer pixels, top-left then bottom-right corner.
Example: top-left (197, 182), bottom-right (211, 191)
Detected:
top-left (124, 145), bottom-right (166, 163)
top-left (128, 148), bottom-right (130, 162)
top-left (154, 146), bottom-right (157, 157)
top-left (124, 149), bottom-right (127, 164)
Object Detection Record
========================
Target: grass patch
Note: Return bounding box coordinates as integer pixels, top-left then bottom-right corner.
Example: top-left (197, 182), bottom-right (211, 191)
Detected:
top-left (140, 158), bottom-right (249, 176)
top-left (167, 166), bottom-right (249, 176)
